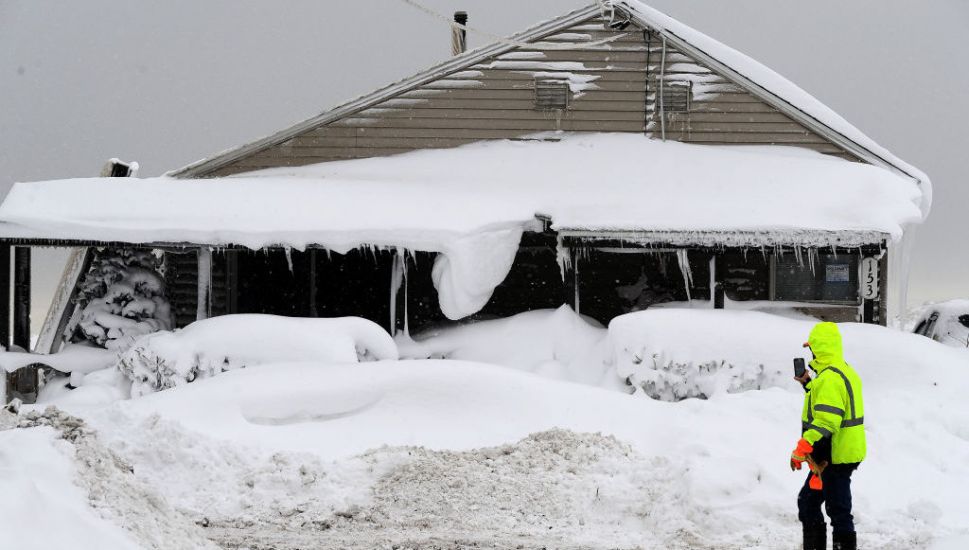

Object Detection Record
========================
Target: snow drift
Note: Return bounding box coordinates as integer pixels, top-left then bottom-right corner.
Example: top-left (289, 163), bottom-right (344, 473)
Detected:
top-left (14, 307), bottom-right (969, 548)
top-left (398, 305), bottom-right (615, 388)
top-left (117, 314), bottom-right (398, 396)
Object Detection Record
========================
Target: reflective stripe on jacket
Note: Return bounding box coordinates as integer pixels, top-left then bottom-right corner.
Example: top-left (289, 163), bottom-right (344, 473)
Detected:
top-left (801, 322), bottom-right (866, 464)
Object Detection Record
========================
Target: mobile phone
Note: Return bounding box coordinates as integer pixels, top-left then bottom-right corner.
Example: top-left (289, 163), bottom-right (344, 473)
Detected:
top-left (793, 358), bottom-right (806, 378)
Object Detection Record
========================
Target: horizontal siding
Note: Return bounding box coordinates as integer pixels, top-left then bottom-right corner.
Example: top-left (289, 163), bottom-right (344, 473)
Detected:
top-left (643, 32), bottom-right (858, 159)
top-left (210, 14), bottom-right (648, 176)
top-left (208, 14), bottom-right (861, 177)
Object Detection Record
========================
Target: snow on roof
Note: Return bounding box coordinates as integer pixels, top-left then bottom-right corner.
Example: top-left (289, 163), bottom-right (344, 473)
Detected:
top-left (0, 134), bottom-right (922, 319)
top-left (611, 0), bottom-right (932, 215)
top-left (0, 134), bottom-right (920, 248)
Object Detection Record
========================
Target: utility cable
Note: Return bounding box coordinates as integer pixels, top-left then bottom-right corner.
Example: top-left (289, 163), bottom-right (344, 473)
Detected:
top-left (397, 0), bottom-right (634, 50)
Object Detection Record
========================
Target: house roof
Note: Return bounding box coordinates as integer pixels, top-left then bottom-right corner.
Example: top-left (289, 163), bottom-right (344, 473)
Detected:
top-left (0, 134), bottom-right (920, 250)
top-left (166, 1), bottom-right (930, 217)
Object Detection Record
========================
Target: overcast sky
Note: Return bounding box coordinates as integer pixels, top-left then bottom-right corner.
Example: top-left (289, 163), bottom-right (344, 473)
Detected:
top-left (2, 0), bottom-right (967, 322)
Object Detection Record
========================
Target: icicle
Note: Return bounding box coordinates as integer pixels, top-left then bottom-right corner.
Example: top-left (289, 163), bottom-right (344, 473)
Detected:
top-left (794, 246), bottom-right (803, 267)
top-left (402, 254), bottom-right (410, 339)
top-left (807, 248), bottom-right (817, 276)
top-left (555, 236), bottom-right (573, 281)
top-left (284, 247), bottom-right (294, 274)
top-left (196, 247), bottom-right (212, 321)
top-left (389, 248), bottom-right (405, 336)
top-left (676, 249), bottom-right (693, 301)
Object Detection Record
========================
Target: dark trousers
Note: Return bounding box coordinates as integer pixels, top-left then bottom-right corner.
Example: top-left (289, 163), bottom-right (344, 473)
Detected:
top-left (797, 463), bottom-right (859, 534)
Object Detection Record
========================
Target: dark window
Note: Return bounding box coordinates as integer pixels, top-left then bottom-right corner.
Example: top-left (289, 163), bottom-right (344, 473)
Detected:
top-left (719, 252), bottom-right (769, 301)
top-left (534, 79), bottom-right (570, 110)
top-left (774, 253), bottom-right (859, 303)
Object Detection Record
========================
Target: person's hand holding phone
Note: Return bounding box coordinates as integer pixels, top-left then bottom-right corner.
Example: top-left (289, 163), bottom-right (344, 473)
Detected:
top-left (793, 358), bottom-right (810, 386)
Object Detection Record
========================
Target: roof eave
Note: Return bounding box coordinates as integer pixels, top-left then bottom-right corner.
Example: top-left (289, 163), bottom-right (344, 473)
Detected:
top-left (557, 228), bottom-right (891, 249)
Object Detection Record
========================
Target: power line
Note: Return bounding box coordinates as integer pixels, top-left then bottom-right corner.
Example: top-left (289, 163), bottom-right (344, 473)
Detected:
top-left (397, 0), bottom-right (633, 51)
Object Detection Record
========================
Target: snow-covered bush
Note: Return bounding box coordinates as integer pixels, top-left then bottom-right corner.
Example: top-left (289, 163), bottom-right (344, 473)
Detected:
top-left (118, 314), bottom-right (398, 396)
top-left (73, 248), bottom-right (173, 351)
top-left (609, 309), bottom-right (804, 400)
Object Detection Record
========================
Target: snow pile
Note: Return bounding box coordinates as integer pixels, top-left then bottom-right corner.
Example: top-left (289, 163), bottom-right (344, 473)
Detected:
top-left (89, 409), bottom-right (385, 536)
top-left (398, 305), bottom-right (615, 387)
top-left (275, 430), bottom-right (672, 549)
top-left (609, 309), bottom-right (812, 400)
top-left (0, 407), bottom-right (215, 550)
top-left (16, 311), bottom-right (969, 548)
top-left (73, 248), bottom-right (173, 351)
top-left (0, 343), bottom-right (116, 375)
top-left (61, 342), bottom-right (969, 548)
top-left (117, 314), bottom-right (398, 396)
top-left (908, 299), bottom-right (969, 348)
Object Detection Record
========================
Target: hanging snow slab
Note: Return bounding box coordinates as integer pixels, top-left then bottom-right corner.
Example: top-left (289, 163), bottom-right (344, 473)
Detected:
top-left (0, 134), bottom-right (925, 319)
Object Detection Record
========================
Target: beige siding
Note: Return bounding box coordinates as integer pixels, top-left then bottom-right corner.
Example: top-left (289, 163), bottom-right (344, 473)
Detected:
top-left (209, 16), bottom-right (858, 177)
top-left (643, 33), bottom-right (856, 158)
top-left (210, 14), bottom-right (648, 176)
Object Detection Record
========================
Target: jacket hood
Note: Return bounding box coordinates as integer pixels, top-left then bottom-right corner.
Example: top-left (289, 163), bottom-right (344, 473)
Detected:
top-left (807, 322), bottom-right (847, 372)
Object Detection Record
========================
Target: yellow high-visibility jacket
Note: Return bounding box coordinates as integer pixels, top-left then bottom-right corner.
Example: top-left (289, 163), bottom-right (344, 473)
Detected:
top-left (801, 322), bottom-right (866, 464)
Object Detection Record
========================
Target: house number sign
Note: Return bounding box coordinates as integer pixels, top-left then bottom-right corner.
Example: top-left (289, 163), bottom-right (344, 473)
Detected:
top-left (861, 257), bottom-right (879, 300)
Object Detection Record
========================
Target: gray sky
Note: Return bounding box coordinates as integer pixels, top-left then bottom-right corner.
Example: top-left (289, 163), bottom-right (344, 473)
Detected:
top-left (2, 0), bottom-right (967, 321)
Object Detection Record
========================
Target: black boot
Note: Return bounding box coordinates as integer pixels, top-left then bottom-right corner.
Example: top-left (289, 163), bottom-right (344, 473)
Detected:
top-left (803, 522), bottom-right (827, 550)
top-left (833, 531), bottom-right (857, 550)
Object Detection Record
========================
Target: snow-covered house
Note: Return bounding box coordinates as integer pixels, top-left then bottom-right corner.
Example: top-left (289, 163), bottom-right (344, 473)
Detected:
top-left (0, 1), bottom-right (929, 361)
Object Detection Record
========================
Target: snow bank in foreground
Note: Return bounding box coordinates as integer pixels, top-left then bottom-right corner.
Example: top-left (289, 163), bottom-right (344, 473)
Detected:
top-left (25, 310), bottom-right (969, 548)
top-left (61, 343), bottom-right (969, 548)
top-left (0, 407), bottom-right (217, 550)
top-left (398, 305), bottom-right (618, 388)
top-left (0, 425), bottom-right (141, 550)
top-left (118, 314), bottom-right (398, 396)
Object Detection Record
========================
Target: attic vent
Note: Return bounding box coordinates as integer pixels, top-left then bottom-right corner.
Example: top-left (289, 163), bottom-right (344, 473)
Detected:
top-left (658, 81), bottom-right (692, 115)
top-left (534, 79), bottom-right (570, 110)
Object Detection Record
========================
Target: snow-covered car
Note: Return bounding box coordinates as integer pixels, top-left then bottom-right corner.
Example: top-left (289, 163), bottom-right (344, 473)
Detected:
top-left (912, 299), bottom-right (969, 348)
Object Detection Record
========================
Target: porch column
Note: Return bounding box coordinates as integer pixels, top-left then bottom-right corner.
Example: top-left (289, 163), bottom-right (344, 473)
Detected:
top-left (0, 245), bottom-right (9, 348)
top-left (860, 254), bottom-right (881, 324)
top-left (196, 247), bottom-right (212, 321)
top-left (710, 255), bottom-right (724, 309)
top-left (13, 247), bottom-right (30, 350)
top-left (308, 248), bottom-right (318, 317)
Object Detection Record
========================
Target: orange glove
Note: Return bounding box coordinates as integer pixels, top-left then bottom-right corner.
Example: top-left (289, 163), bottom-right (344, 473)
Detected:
top-left (805, 455), bottom-right (828, 491)
top-left (790, 438), bottom-right (813, 471)
top-left (808, 473), bottom-right (823, 490)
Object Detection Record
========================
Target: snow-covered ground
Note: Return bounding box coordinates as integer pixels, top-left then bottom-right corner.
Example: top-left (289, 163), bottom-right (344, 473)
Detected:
top-left (3, 309), bottom-right (969, 549)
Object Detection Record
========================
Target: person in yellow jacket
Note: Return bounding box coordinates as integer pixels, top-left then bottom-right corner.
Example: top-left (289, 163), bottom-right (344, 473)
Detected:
top-left (790, 322), bottom-right (865, 550)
